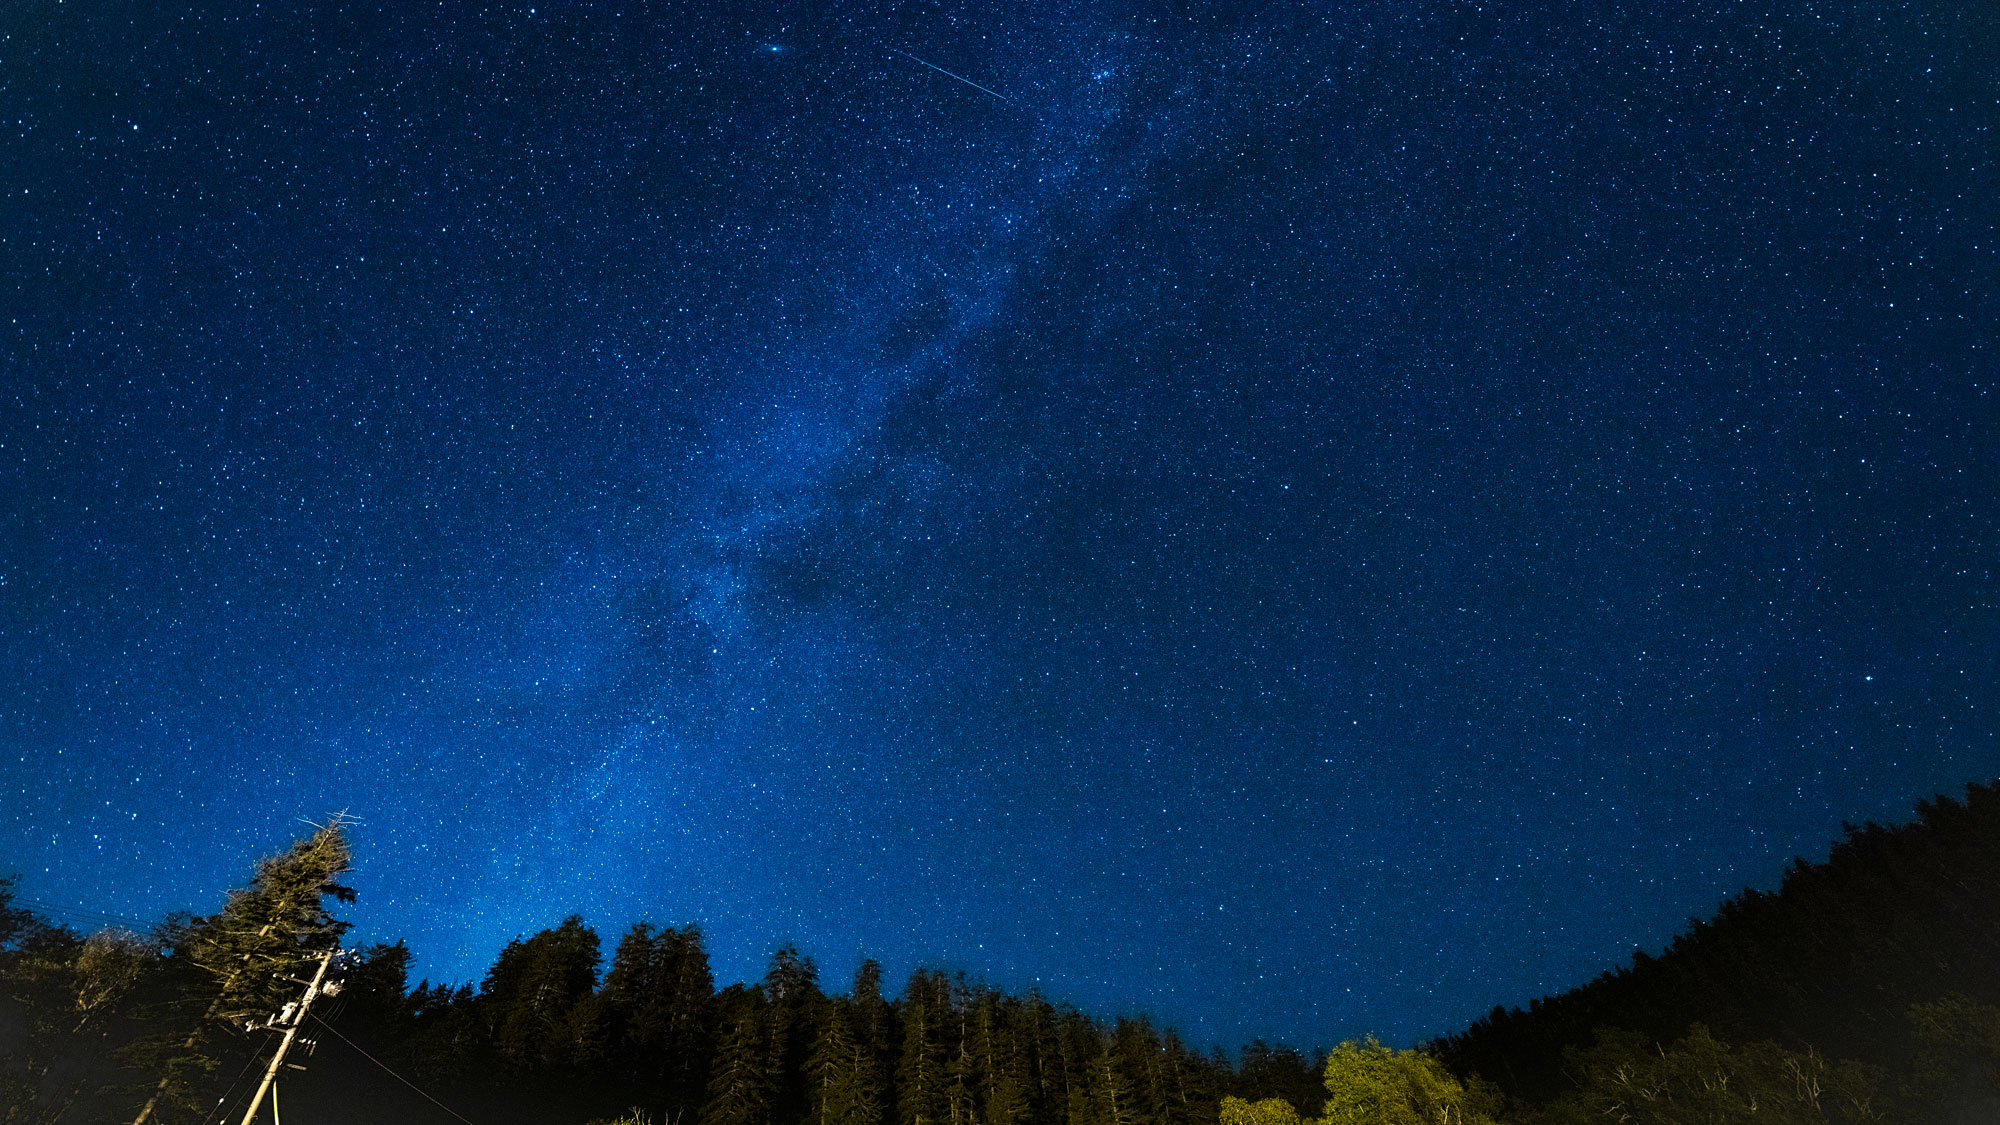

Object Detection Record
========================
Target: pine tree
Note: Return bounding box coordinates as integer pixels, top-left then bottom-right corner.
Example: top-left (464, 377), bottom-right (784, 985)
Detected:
top-left (811, 1000), bottom-right (886, 1125)
top-left (764, 945), bottom-right (826, 1125)
top-left (706, 988), bottom-right (777, 1125)
top-left (898, 971), bottom-right (952, 1125)
top-left (1155, 1030), bottom-right (1218, 1125)
top-left (1, 922), bottom-right (153, 1124)
top-left (1055, 1009), bottom-right (1104, 1125)
top-left (969, 990), bottom-right (1029, 1125)
top-left (0, 873), bottom-right (36, 949)
top-left (1019, 993), bottom-right (1067, 1125)
top-left (1111, 1018), bottom-right (1166, 1125)
top-left (808, 963), bottom-right (890, 1125)
top-left (602, 923), bottom-right (718, 1123)
top-left (850, 960), bottom-right (892, 1104)
top-left (123, 817), bottom-right (354, 1125)
top-left (405, 980), bottom-right (481, 1081)
top-left (481, 914), bottom-right (602, 1076)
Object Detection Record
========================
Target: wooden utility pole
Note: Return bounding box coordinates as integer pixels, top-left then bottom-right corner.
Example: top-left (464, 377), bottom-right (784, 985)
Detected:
top-left (237, 948), bottom-right (337, 1125)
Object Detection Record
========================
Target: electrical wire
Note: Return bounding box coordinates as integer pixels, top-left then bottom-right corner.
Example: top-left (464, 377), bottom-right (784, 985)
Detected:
top-left (13, 897), bottom-right (154, 931)
top-left (13, 895), bottom-right (145, 922)
top-left (199, 1044), bottom-right (272, 1125)
top-left (304, 1011), bottom-right (482, 1125)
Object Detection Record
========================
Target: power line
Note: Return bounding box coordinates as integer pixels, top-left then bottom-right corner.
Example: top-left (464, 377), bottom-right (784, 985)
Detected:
top-left (305, 1012), bottom-right (482, 1125)
top-left (13, 897), bottom-right (154, 931)
top-left (198, 1044), bottom-right (271, 1125)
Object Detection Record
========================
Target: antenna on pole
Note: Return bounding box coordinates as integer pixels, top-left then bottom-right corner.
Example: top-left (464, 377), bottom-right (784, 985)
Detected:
top-left (236, 948), bottom-right (336, 1125)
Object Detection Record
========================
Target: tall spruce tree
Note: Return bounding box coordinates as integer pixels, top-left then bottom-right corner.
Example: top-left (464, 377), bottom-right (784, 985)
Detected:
top-left (898, 971), bottom-right (953, 1125)
top-left (809, 1001), bottom-right (880, 1125)
top-left (808, 963), bottom-right (889, 1125)
top-left (602, 922), bottom-right (717, 1123)
top-left (706, 987), bottom-right (777, 1125)
top-left (849, 960), bottom-right (891, 1105)
top-left (1055, 1009), bottom-right (1104, 1125)
top-left (480, 914), bottom-right (603, 1076)
top-left (1019, 994), bottom-right (1067, 1125)
top-left (968, 989), bottom-right (1029, 1125)
top-left (764, 945), bottom-right (826, 1125)
top-left (124, 817), bottom-right (353, 1125)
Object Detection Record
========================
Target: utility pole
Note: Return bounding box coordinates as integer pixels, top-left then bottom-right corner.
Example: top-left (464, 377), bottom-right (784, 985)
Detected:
top-left (237, 948), bottom-right (338, 1125)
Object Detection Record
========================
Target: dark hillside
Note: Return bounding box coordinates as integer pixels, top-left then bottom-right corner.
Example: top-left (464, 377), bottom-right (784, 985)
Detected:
top-left (1434, 781), bottom-right (2000, 1101)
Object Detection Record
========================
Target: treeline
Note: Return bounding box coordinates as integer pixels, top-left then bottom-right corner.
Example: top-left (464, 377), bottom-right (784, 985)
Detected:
top-left (341, 916), bottom-right (1309, 1125)
top-left (0, 818), bottom-right (1324, 1125)
top-left (1431, 780), bottom-right (2000, 1104)
top-left (9, 782), bottom-right (2000, 1124)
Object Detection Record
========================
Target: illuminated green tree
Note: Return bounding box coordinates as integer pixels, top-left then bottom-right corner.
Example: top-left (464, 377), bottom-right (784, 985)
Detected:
top-left (1315, 1039), bottom-right (1495, 1125)
top-left (1219, 1096), bottom-right (1300, 1125)
top-left (900, 971), bottom-right (953, 1125)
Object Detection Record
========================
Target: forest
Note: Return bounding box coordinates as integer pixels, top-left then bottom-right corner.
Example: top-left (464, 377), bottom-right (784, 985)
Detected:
top-left (5, 782), bottom-right (2000, 1125)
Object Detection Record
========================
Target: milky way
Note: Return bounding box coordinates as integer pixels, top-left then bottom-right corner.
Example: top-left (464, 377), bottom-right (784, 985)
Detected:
top-left (2, 0), bottom-right (1994, 1049)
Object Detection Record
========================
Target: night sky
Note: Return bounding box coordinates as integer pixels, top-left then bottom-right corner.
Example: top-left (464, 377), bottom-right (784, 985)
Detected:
top-left (2, 0), bottom-right (1995, 1052)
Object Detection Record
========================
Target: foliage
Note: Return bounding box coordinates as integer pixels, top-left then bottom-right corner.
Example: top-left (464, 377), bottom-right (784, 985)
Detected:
top-left (0, 924), bottom-right (155, 1124)
top-left (1315, 1039), bottom-right (1496, 1125)
top-left (1540, 1025), bottom-right (1884, 1125)
top-left (601, 922), bottom-right (719, 1122)
top-left (0, 874), bottom-right (37, 951)
top-left (1235, 1043), bottom-right (1325, 1117)
top-left (9, 783), bottom-right (1996, 1125)
top-left (1219, 1097), bottom-right (1300, 1125)
top-left (1902, 994), bottom-right (2000, 1122)
top-left (481, 913), bottom-right (603, 1073)
top-left (705, 988), bottom-right (777, 1125)
top-left (589, 1110), bottom-right (659, 1125)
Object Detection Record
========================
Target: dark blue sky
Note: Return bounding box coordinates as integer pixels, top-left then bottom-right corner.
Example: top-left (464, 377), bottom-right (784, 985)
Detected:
top-left (2, 0), bottom-right (1994, 1050)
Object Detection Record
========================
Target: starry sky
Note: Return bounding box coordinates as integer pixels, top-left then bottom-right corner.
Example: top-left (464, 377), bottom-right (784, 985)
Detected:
top-left (2, 0), bottom-right (1996, 1051)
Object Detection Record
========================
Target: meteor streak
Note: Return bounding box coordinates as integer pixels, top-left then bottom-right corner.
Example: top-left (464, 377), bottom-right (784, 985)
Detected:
top-left (886, 47), bottom-right (1010, 102)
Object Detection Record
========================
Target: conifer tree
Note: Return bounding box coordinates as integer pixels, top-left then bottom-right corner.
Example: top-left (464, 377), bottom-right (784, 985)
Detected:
top-left (968, 989), bottom-right (1029, 1125)
top-left (1092, 1050), bottom-right (1137, 1125)
top-left (765, 945), bottom-right (826, 1125)
top-left (850, 960), bottom-right (892, 1101)
top-left (602, 923), bottom-right (718, 1122)
top-left (405, 980), bottom-right (482, 1080)
top-left (811, 1000), bottom-right (885, 1125)
top-left (1, 923), bottom-right (153, 1124)
top-left (945, 978), bottom-right (977, 1125)
top-left (1055, 1009), bottom-right (1105, 1125)
top-left (1155, 1029), bottom-right (1218, 1125)
top-left (706, 988), bottom-right (777, 1125)
top-left (0, 874), bottom-right (35, 949)
top-left (124, 817), bottom-right (353, 1125)
top-left (808, 963), bottom-right (890, 1125)
top-left (898, 971), bottom-right (952, 1125)
top-left (480, 914), bottom-right (603, 1075)
top-left (1019, 994), bottom-right (1068, 1124)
